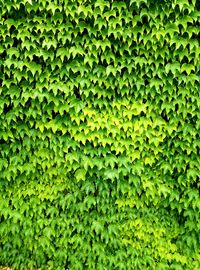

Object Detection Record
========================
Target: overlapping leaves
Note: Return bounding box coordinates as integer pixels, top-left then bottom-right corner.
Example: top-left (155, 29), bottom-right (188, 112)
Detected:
top-left (0, 0), bottom-right (199, 269)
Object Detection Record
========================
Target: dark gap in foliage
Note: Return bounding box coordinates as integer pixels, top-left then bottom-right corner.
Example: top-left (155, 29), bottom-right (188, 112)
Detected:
top-left (39, 36), bottom-right (45, 43)
top-left (174, 5), bottom-right (180, 14)
top-left (183, 9), bottom-right (189, 15)
top-left (187, 113), bottom-right (197, 125)
top-left (12, 37), bottom-right (20, 48)
top-left (177, 209), bottom-right (187, 225)
top-left (33, 55), bottom-right (41, 64)
top-left (81, 27), bottom-right (89, 36)
top-left (0, 139), bottom-right (7, 144)
top-left (144, 79), bottom-right (149, 86)
top-left (175, 103), bottom-right (179, 112)
top-left (4, 102), bottom-right (13, 114)
top-left (110, 44), bottom-right (119, 58)
top-left (74, 86), bottom-right (82, 100)
top-left (178, 24), bottom-right (184, 33)
top-left (191, 178), bottom-right (200, 194)
top-left (0, 50), bottom-right (6, 59)
top-left (140, 2), bottom-right (149, 9)
top-left (121, 67), bottom-right (128, 77)
top-left (131, 9), bottom-right (138, 16)
top-left (168, 11), bottom-right (176, 21)
top-left (142, 16), bottom-right (148, 25)
top-left (51, 110), bottom-right (60, 119)
top-left (142, 98), bottom-right (147, 104)
top-left (9, 25), bottom-right (16, 35)
top-left (103, 5), bottom-right (110, 13)
top-left (182, 32), bottom-right (189, 38)
top-left (196, 0), bottom-right (200, 10)
top-left (113, 87), bottom-right (122, 98)
top-left (24, 98), bottom-right (32, 109)
top-left (161, 109), bottom-right (169, 122)
top-left (173, 78), bottom-right (179, 87)
top-left (140, 111), bottom-right (146, 117)
top-left (137, 21), bottom-right (143, 27)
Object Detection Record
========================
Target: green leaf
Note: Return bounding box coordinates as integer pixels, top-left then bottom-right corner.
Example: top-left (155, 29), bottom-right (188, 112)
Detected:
top-left (91, 221), bottom-right (104, 234)
top-left (165, 62), bottom-right (180, 75)
top-left (181, 63), bottom-right (195, 75)
top-left (75, 168), bottom-right (86, 182)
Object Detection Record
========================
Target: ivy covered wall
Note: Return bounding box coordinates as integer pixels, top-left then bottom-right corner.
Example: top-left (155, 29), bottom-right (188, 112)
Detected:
top-left (0, 0), bottom-right (200, 269)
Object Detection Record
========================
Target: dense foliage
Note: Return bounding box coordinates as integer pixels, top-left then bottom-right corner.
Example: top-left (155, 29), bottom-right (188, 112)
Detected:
top-left (0, 0), bottom-right (200, 269)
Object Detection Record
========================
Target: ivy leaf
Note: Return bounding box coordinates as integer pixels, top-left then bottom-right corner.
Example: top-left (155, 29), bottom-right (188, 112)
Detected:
top-left (57, 48), bottom-right (68, 62)
top-left (75, 168), bottom-right (86, 182)
top-left (104, 169), bottom-right (119, 180)
top-left (165, 62), bottom-right (180, 75)
top-left (91, 221), bottom-right (104, 235)
top-left (181, 63), bottom-right (195, 75)
top-left (7, 47), bottom-right (20, 58)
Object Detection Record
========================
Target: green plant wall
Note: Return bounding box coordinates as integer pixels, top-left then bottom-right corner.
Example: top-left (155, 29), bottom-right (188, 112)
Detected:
top-left (0, 0), bottom-right (200, 269)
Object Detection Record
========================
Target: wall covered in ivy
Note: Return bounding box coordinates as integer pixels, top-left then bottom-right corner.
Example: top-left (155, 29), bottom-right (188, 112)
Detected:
top-left (0, 0), bottom-right (200, 269)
